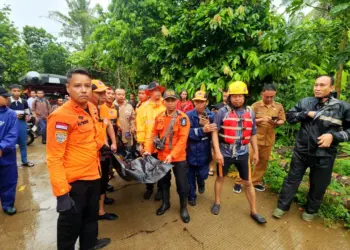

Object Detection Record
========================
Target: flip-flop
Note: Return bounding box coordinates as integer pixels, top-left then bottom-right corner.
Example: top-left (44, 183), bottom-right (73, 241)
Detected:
top-left (208, 170), bottom-right (214, 176)
top-left (21, 162), bottom-right (34, 167)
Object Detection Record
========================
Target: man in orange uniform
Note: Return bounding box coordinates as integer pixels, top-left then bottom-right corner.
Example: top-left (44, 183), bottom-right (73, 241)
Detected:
top-left (144, 89), bottom-right (191, 223)
top-left (135, 85), bottom-right (150, 148)
top-left (46, 69), bottom-right (111, 250)
top-left (139, 82), bottom-right (166, 200)
top-left (90, 80), bottom-right (118, 221)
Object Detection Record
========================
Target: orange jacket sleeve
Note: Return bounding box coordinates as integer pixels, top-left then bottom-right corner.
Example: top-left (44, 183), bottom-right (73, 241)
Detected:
top-left (46, 113), bottom-right (71, 197)
top-left (170, 114), bottom-right (190, 159)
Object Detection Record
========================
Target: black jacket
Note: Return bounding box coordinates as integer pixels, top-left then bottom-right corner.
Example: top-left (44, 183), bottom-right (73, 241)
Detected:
top-left (287, 97), bottom-right (350, 157)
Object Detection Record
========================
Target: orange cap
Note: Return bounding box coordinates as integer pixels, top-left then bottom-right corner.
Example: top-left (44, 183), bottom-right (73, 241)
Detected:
top-left (91, 80), bottom-right (107, 92)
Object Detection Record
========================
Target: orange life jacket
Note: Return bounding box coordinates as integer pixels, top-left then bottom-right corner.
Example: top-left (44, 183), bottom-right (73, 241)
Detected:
top-left (219, 107), bottom-right (253, 145)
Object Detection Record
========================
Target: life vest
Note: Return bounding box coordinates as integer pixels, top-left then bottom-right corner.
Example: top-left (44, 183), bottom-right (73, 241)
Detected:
top-left (219, 107), bottom-right (253, 145)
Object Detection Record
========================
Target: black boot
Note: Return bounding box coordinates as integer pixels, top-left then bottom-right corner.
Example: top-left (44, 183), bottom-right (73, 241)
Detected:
top-left (180, 196), bottom-right (190, 223)
top-left (156, 189), bottom-right (170, 216)
top-left (154, 189), bottom-right (163, 201)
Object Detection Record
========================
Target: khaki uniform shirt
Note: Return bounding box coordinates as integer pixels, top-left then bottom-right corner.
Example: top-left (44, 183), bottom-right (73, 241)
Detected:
top-left (252, 100), bottom-right (286, 146)
top-left (116, 101), bottom-right (135, 146)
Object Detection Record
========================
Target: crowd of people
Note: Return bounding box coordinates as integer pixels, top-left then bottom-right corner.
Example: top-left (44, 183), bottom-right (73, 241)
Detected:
top-left (0, 68), bottom-right (349, 250)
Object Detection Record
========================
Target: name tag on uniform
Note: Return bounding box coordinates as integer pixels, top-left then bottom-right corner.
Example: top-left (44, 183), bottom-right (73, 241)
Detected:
top-left (181, 117), bottom-right (187, 126)
top-left (78, 120), bottom-right (89, 126)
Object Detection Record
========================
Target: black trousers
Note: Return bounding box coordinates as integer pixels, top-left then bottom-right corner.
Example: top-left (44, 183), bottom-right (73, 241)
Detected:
top-left (159, 161), bottom-right (189, 198)
top-left (100, 159), bottom-right (110, 195)
top-left (277, 151), bottom-right (335, 214)
top-left (57, 180), bottom-right (100, 250)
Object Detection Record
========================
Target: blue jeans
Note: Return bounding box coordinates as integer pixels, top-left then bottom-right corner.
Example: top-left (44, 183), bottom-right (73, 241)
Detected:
top-left (17, 119), bottom-right (28, 164)
top-left (38, 118), bottom-right (47, 143)
top-left (0, 150), bottom-right (18, 210)
top-left (188, 164), bottom-right (209, 201)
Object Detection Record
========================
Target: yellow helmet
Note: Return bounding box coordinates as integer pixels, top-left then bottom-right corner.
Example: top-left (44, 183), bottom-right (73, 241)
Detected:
top-left (228, 81), bottom-right (248, 95)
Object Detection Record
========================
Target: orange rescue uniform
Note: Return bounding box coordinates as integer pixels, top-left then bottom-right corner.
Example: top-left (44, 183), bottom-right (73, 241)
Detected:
top-left (145, 111), bottom-right (190, 162)
top-left (137, 100), bottom-right (166, 147)
top-left (46, 100), bottom-right (105, 196)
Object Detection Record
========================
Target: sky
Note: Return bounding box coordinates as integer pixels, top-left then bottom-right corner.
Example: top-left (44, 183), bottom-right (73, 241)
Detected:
top-left (0, 0), bottom-right (306, 38)
top-left (0, 0), bottom-right (110, 37)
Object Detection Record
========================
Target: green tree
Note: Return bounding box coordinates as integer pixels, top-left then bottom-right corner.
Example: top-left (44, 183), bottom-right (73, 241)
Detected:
top-left (49, 0), bottom-right (97, 50)
top-left (80, 0), bottom-right (175, 89)
top-left (0, 6), bottom-right (30, 86)
top-left (22, 26), bottom-right (70, 74)
top-left (22, 26), bottom-right (55, 72)
top-left (42, 43), bottom-right (70, 75)
top-left (282, 0), bottom-right (350, 96)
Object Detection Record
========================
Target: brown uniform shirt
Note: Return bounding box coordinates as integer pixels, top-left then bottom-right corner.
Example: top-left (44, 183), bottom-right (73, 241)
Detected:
top-left (252, 100), bottom-right (286, 146)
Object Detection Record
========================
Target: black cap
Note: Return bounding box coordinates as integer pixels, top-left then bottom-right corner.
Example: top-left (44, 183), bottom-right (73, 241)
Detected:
top-left (0, 87), bottom-right (12, 97)
top-left (147, 81), bottom-right (166, 93)
top-left (163, 89), bottom-right (178, 100)
top-left (9, 84), bottom-right (22, 90)
top-left (138, 85), bottom-right (148, 91)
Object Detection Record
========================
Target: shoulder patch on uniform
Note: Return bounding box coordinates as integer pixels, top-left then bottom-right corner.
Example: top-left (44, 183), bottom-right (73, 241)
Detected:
top-left (181, 117), bottom-right (187, 126)
top-left (78, 116), bottom-right (84, 120)
top-left (56, 122), bottom-right (68, 130)
top-left (56, 131), bottom-right (67, 143)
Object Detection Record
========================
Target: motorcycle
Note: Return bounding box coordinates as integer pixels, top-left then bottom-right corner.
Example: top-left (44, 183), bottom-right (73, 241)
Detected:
top-left (27, 117), bottom-right (37, 146)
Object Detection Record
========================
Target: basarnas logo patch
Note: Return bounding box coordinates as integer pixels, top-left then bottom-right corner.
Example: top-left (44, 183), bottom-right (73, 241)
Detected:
top-left (56, 132), bottom-right (67, 143)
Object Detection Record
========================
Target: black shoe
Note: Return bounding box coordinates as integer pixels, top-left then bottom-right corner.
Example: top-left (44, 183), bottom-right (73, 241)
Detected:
top-left (188, 199), bottom-right (196, 206)
top-left (98, 213), bottom-right (118, 220)
top-left (154, 189), bottom-right (163, 201)
top-left (254, 184), bottom-right (265, 192)
top-left (106, 184), bottom-right (114, 193)
top-left (90, 238), bottom-right (111, 249)
top-left (180, 197), bottom-right (190, 223)
top-left (156, 203), bottom-right (171, 215)
top-left (42, 141), bottom-right (46, 144)
top-left (104, 197), bottom-right (114, 205)
top-left (144, 189), bottom-right (153, 200)
top-left (156, 189), bottom-right (170, 216)
top-left (251, 213), bottom-right (267, 224)
top-left (3, 207), bottom-right (16, 216)
top-left (198, 184), bottom-right (205, 194)
top-left (233, 184), bottom-right (242, 194)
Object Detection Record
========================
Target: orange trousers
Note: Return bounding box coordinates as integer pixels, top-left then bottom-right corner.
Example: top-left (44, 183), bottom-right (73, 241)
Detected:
top-left (236, 144), bottom-right (273, 185)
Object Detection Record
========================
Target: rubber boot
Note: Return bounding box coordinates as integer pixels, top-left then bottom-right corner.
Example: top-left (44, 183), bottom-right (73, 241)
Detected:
top-left (156, 189), bottom-right (170, 216)
top-left (180, 196), bottom-right (190, 223)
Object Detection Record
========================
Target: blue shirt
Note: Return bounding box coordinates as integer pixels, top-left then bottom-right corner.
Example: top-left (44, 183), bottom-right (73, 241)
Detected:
top-left (0, 106), bottom-right (18, 165)
top-left (214, 106), bottom-right (257, 158)
top-left (186, 108), bottom-right (215, 166)
top-left (8, 97), bottom-right (30, 120)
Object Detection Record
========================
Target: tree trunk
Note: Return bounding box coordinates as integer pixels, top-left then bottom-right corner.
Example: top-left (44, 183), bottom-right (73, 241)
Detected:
top-left (335, 30), bottom-right (348, 97)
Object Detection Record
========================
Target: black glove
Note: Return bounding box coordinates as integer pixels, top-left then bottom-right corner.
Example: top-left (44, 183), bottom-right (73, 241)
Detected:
top-left (101, 144), bottom-right (111, 156)
top-left (56, 193), bottom-right (76, 213)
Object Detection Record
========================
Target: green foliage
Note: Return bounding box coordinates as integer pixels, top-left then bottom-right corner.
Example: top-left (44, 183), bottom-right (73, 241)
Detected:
top-left (264, 152), bottom-right (350, 229)
top-left (48, 0), bottom-right (97, 50)
top-left (22, 26), bottom-right (69, 75)
top-left (333, 158), bottom-right (350, 176)
top-left (0, 6), bottom-right (30, 86)
top-left (42, 43), bottom-right (70, 75)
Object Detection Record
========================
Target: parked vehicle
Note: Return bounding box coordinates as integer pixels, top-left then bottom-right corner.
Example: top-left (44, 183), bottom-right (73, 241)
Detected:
top-left (27, 117), bottom-right (37, 146)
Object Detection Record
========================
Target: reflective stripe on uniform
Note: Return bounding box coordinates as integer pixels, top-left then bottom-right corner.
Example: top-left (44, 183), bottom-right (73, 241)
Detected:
top-left (223, 118), bottom-right (252, 122)
top-left (218, 133), bottom-right (251, 140)
top-left (340, 131), bottom-right (349, 141)
top-left (319, 115), bottom-right (342, 126)
top-left (220, 126), bottom-right (253, 131)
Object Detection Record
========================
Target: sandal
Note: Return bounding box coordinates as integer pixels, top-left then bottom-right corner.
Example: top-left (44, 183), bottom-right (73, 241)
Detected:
top-left (21, 162), bottom-right (34, 167)
top-left (208, 170), bottom-right (214, 176)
